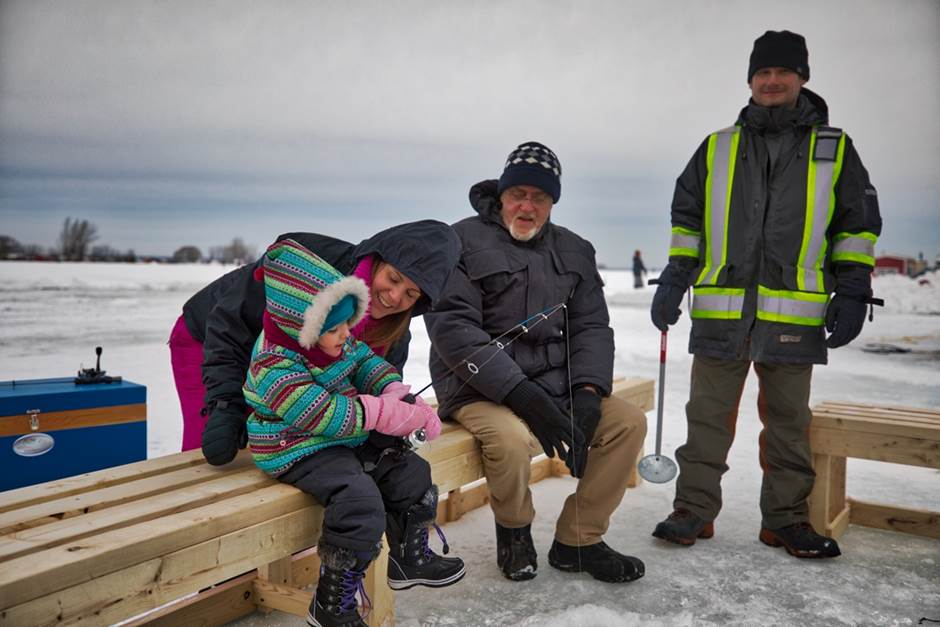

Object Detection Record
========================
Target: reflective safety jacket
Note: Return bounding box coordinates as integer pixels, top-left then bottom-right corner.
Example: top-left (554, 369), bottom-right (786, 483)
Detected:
top-left (668, 89), bottom-right (881, 364)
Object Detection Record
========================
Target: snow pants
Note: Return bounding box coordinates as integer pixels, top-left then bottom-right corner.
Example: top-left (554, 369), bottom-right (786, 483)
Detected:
top-left (674, 354), bottom-right (815, 529)
top-left (278, 434), bottom-right (433, 553)
top-left (452, 395), bottom-right (647, 546)
top-left (168, 315), bottom-right (208, 452)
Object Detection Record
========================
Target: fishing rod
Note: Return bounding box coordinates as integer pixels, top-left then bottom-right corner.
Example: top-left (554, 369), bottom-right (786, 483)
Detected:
top-left (402, 302), bottom-right (568, 403)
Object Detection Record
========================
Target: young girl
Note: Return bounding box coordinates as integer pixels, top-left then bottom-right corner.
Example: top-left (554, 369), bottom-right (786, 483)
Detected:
top-left (243, 239), bottom-right (464, 627)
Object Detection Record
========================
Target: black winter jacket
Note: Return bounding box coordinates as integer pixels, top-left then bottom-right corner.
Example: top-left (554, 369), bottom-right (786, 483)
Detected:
top-left (182, 220), bottom-right (460, 406)
top-left (668, 89), bottom-right (881, 364)
top-left (425, 180), bottom-right (614, 418)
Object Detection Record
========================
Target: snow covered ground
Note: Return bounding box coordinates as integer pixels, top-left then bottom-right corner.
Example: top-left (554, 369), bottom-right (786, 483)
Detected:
top-left (1, 261), bottom-right (938, 626)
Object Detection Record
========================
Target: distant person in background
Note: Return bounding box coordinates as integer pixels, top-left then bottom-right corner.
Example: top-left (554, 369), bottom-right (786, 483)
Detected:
top-left (632, 249), bottom-right (646, 288)
top-left (426, 141), bottom-right (648, 584)
top-left (167, 220), bottom-right (460, 457)
top-left (649, 30), bottom-right (881, 558)
top-left (243, 238), bottom-right (464, 627)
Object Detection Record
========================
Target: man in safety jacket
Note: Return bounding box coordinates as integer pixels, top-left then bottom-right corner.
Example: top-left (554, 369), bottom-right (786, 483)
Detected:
top-left (649, 30), bottom-right (881, 558)
top-left (426, 141), bottom-right (648, 584)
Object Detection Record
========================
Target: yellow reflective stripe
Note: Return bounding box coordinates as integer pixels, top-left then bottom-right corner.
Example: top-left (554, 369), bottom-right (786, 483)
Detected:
top-left (832, 231), bottom-right (877, 266)
top-left (817, 133), bottom-right (847, 270)
top-left (669, 227), bottom-right (701, 258)
top-left (697, 128), bottom-right (738, 286)
top-left (797, 130), bottom-right (846, 293)
top-left (672, 226), bottom-right (700, 237)
top-left (691, 286), bottom-right (745, 320)
top-left (797, 131), bottom-right (818, 292)
top-left (756, 285), bottom-right (828, 326)
top-left (698, 133), bottom-right (719, 285)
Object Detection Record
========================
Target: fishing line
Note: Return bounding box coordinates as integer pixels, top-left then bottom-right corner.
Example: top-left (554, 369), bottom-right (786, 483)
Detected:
top-left (407, 302), bottom-right (567, 402)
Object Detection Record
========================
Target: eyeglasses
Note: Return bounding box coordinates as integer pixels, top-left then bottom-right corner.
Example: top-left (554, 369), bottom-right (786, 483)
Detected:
top-left (503, 187), bottom-right (553, 208)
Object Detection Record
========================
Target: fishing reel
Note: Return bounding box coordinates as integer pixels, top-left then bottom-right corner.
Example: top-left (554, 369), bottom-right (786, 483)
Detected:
top-left (75, 346), bottom-right (123, 385)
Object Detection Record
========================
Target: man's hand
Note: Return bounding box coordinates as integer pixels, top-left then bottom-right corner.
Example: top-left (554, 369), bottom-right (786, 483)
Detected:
top-left (201, 398), bottom-right (248, 466)
top-left (825, 294), bottom-right (867, 348)
top-left (504, 380), bottom-right (583, 460)
top-left (565, 387), bottom-right (602, 478)
top-left (650, 263), bottom-right (692, 332)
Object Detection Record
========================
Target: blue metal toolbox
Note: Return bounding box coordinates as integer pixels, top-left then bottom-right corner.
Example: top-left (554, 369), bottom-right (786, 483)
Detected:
top-left (0, 377), bottom-right (147, 491)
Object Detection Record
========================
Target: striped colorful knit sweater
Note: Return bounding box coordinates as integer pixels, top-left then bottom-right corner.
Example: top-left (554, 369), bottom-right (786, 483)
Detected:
top-left (242, 238), bottom-right (401, 476)
top-left (244, 333), bottom-right (401, 476)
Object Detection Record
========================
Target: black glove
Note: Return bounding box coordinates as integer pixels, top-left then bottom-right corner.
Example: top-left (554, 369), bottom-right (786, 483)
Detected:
top-left (504, 380), bottom-right (583, 460)
top-left (650, 262), bottom-right (692, 332)
top-left (565, 387), bottom-right (603, 479)
top-left (201, 398), bottom-right (248, 466)
top-left (825, 294), bottom-right (867, 348)
top-left (826, 264), bottom-right (873, 349)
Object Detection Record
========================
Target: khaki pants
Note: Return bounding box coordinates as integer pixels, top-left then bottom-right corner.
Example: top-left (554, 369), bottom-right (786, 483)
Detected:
top-left (452, 395), bottom-right (647, 546)
top-left (674, 355), bottom-right (815, 529)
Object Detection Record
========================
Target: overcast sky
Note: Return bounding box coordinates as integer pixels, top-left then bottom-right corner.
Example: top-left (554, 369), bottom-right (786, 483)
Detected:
top-left (1, 0), bottom-right (938, 267)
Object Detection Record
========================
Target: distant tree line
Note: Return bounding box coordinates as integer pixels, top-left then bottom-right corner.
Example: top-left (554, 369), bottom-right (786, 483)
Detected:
top-left (0, 217), bottom-right (256, 264)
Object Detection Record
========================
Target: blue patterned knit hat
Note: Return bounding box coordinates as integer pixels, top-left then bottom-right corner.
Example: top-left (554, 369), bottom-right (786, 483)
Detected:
top-left (261, 239), bottom-right (370, 348)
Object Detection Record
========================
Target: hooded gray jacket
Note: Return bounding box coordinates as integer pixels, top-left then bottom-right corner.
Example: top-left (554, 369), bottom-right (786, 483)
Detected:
top-left (426, 180), bottom-right (614, 419)
top-left (668, 89), bottom-right (881, 364)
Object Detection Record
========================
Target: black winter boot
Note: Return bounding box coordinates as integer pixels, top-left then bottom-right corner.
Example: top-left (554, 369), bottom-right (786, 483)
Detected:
top-left (759, 522), bottom-right (841, 558)
top-left (386, 486), bottom-right (466, 590)
top-left (495, 522), bottom-right (538, 581)
top-left (307, 542), bottom-right (379, 627)
top-left (548, 540), bottom-right (645, 583)
top-left (651, 508), bottom-right (715, 546)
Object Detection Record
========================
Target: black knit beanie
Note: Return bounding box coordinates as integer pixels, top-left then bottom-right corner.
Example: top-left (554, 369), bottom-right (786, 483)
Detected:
top-left (497, 141), bottom-right (562, 203)
top-left (748, 30), bottom-right (810, 82)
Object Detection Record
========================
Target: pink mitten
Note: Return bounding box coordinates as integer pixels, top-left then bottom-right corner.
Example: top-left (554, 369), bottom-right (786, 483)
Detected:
top-left (380, 381), bottom-right (411, 400)
top-left (419, 404), bottom-right (442, 441)
top-left (358, 395), bottom-right (425, 437)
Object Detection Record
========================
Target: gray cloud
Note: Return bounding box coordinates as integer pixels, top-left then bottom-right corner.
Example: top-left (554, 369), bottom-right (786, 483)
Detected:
top-left (1, 0), bottom-right (938, 264)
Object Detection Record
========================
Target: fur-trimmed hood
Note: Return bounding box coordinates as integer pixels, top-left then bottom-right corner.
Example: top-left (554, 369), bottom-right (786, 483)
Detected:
top-left (260, 239), bottom-right (370, 349)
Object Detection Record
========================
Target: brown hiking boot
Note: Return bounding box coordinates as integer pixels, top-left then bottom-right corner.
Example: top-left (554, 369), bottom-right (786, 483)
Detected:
top-left (651, 508), bottom-right (715, 546)
top-left (759, 522), bottom-right (841, 558)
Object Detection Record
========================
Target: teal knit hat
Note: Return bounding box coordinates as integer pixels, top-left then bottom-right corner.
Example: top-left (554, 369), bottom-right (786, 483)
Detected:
top-left (261, 239), bottom-right (370, 348)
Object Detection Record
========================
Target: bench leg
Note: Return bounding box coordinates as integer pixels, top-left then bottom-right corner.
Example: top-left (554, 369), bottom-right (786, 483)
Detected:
top-left (257, 556), bottom-right (293, 614)
top-left (364, 534), bottom-right (395, 626)
top-left (808, 453), bottom-right (847, 539)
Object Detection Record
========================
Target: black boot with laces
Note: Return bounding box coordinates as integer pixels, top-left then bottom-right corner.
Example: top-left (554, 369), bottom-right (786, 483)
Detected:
top-left (308, 543), bottom-right (377, 627)
top-left (495, 522), bottom-right (538, 581)
top-left (386, 486), bottom-right (466, 590)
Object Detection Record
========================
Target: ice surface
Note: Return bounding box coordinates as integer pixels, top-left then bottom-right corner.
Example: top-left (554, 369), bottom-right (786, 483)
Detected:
top-left (1, 261), bottom-right (938, 625)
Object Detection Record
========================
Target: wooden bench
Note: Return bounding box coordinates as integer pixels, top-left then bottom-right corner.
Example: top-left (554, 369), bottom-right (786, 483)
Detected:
top-left (807, 401), bottom-right (940, 541)
top-left (0, 377), bottom-right (653, 627)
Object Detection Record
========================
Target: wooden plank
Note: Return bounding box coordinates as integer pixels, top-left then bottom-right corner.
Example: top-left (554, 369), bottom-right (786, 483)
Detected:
top-left (429, 450), bottom-right (485, 494)
top-left (0, 403), bottom-right (146, 436)
top-left (0, 485), bottom-right (313, 608)
top-left (809, 429), bottom-right (940, 469)
top-left (847, 498), bottom-right (940, 540)
top-left (0, 467), bottom-right (275, 562)
top-left (1, 505), bottom-right (322, 626)
top-left (364, 538), bottom-right (394, 627)
top-left (0, 448), bottom-right (217, 513)
top-left (290, 548), bottom-right (321, 588)
top-left (0, 459), bottom-right (255, 534)
top-left (124, 572), bottom-right (257, 627)
top-left (811, 414), bottom-right (940, 440)
top-left (815, 401), bottom-right (940, 420)
top-left (251, 580), bottom-right (311, 618)
top-left (129, 550), bottom-right (321, 627)
top-left (827, 502), bottom-right (851, 540)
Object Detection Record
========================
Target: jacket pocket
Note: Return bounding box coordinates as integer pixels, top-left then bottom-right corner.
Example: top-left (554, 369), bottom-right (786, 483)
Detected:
top-left (464, 249), bottom-right (527, 295)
